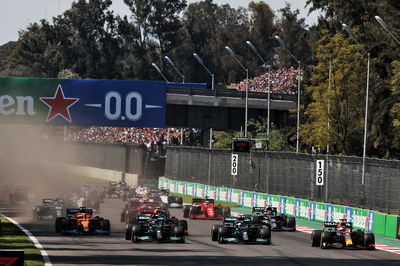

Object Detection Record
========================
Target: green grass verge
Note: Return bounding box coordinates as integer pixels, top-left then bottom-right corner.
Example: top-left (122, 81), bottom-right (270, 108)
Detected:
top-left (169, 193), bottom-right (239, 207)
top-left (0, 217), bottom-right (44, 266)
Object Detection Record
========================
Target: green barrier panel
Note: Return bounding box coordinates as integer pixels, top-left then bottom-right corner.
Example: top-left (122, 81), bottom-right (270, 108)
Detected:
top-left (242, 191), bottom-right (253, 208)
top-left (314, 202), bottom-right (326, 223)
top-left (385, 214), bottom-right (398, 238)
top-left (207, 186), bottom-right (216, 199)
top-left (331, 205), bottom-right (345, 222)
top-left (256, 193), bottom-right (267, 207)
top-left (373, 212), bottom-right (387, 236)
top-left (299, 200), bottom-right (310, 220)
top-left (285, 197), bottom-right (296, 217)
top-left (186, 182), bottom-right (194, 196)
top-left (196, 183), bottom-right (204, 198)
top-left (219, 187), bottom-right (228, 202)
top-left (269, 195), bottom-right (280, 209)
top-left (231, 189), bottom-right (240, 205)
top-left (352, 209), bottom-right (369, 231)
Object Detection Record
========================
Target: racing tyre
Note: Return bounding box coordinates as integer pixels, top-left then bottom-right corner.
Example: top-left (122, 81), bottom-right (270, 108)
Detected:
top-left (100, 219), bottom-right (111, 234)
top-left (351, 230), bottom-right (364, 246)
top-left (174, 226), bottom-right (184, 237)
top-left (178, 220), bottom-right (188, 234)
top-left (125, 224), bottom-right (133, 240)
top-left (211, 225), bottom-right (221, 241)
top-left (55, 217), bottom-right (65, 233)
top-left (259, 227), bottom-right (272, 245)
top-left (364, 233), bottom-right (375, 250)
top-left (218, 226), bottom-right (228, 244)
top-left (311, 230), bottom-right (322, 247)
top-left (183, 205), bottom-right (190, 218)
top-left (131, 224), bottom-right (142, 243)
top-left (222, 207), bottom-right (231, 217)
top-left (286, 216), bottom-right (296, 231)
top-left (320, 231), bottom-right (331, 249)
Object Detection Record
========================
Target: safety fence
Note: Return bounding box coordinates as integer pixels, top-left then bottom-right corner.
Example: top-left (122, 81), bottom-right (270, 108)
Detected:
top-left (159, 176), bottom-right (400, 239)
top-left (164, 147), bottom-right (400, 215)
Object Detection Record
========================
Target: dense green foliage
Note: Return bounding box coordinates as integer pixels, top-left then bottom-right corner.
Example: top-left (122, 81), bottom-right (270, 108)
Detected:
top-left (2, 0), bottom-right (400, 157)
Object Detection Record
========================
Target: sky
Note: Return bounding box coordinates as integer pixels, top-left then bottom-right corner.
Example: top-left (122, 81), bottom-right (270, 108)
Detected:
top-left (0, 0), bottom-right (321, 46)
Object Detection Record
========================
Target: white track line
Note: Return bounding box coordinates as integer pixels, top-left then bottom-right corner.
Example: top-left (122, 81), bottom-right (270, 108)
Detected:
top-left (1, 213), bottom-right (52, 266)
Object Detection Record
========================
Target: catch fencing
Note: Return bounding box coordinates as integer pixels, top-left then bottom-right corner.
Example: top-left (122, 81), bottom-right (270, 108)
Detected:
top-left (165, 147), bottom-right (400, 215)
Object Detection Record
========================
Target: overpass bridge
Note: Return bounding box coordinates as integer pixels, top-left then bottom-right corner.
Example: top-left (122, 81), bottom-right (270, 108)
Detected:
top-left (165, 86), bottom-right (296, 130)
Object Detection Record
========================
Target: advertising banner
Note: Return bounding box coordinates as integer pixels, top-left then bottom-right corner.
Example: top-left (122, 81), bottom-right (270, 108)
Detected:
top-left (372, 212), bottom-right (386, 236)
top-left (257, 193), bottom-right (267, 207)
top-left (231, 189), bottom-right (240, 205)
top-left (295, 199), bottom-right (301, 218)
top-left (397, 216), bottom-right (400, 239)
top-left (331, 205), bottom-right (345, 222)
top-left (280, 196), bottom-right (286, 214)
top-left (310, 201), bottom-right (316, 221)
top-left (285, 197), bottom-right (296, 216)
top-left (227, 188), bottom-right (232, 203)
top-left (177, 181), bottom-right (185, 195)
top-left (0, 77), bottom-right (167, 127)
top-left (299, 200), bottom-right (310, 220)
top-left (186, 182), bottom-right (193, 196)
top-left (242, 191), bottom-right (252, 208)
top-left (314, 202), bottom-right (327, 223)
top-left (269, 195), bottom-right (280, 210)
top-left (206, 186), bottom-right (216, 199)
top-left (196, 184), bottom-right (204, 198)
top-left (352, 208), bottom-right (369, 231)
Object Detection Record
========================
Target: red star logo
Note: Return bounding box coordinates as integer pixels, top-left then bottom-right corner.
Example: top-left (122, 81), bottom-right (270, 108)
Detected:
top-left (40, 85), bottom-right (79, 122)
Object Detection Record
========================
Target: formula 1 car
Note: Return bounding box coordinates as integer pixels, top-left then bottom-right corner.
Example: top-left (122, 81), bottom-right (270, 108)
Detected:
top-left (211, 216), bottom-right (271, 244)
top-left (183, 198), bottom-right (230, 220)
top-left (55, 207), bottom-right (110, 235)
top-left (252, 207), bottom-right (296, 231)
top-left (124, 214), bottom-right (186, 243)
top-left (122, 200), bottom-right (170, 223)
top-left (311, 219), bottom-right (375, 249)
top-left (160, 195), bottom-right (183, 208)
top-left (105, 181), bottom-right (127, 198)
top-left (33, 199), bottom-right (64, 221)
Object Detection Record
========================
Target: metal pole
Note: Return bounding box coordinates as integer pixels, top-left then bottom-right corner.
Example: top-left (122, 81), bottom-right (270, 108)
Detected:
top-left (209, 128), bottom-right (213, 149)
top-left (361, 53), bottom-right (370, 187)
top-left (180, 128), bottom-right (183, 145)
top-left (245, 69), bottom-right (249, 138)
top-left (296, 61), bottom-right (301, 153)
top-left (267, 66), bottom-right (271, 137)
top-left (211, 74), bottom-right (214, 91)
top-left (327, 61), bottom-right (331, 154)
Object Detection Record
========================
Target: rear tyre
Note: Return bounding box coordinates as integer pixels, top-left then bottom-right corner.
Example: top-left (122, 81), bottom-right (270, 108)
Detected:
top-left (178, 220), bottom-right (188, 234)
top-left (286, 216), bottom-right (296, 231)
top-left (183, 205), bottom-right (190, 218)
top-left (100, 219), bottom-right (111, 234)
top-left (259, 227), bottom-right (272, 244)
top-left (218, 226), bottom-right (227, 244)
top-left (125, 224), bottom-right (133, 240)
top-left (364, 233), bottom-right (375, 249)
top-left (311, 230), bottom-right (322, 247)
top-left (211, 225), bottom-right (221, 241)
top-left (174, 226), bottom-right (184, 237)
top-left (320, 231), bottom-right (331, 249)
top-left (131, 224), bottom-right (142, 243)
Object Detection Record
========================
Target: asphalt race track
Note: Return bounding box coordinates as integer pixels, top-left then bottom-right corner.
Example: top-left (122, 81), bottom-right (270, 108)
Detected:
top-left (5, 198), bottom-right (400, 266)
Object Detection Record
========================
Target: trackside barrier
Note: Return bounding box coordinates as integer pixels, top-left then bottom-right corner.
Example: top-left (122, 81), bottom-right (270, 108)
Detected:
top-left (159, 176), bottom-right (400, 239)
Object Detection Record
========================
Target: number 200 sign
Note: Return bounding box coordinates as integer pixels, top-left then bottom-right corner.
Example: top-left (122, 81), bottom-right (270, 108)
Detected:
top-left (231, 154), bottom-right (238, 175)
top-left (316, 160), bottom-right (324, 186)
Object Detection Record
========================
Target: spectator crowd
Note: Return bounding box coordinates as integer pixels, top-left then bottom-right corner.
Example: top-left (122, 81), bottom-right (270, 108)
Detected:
top-left (66, 127), bottom-right (201, 158)
top-left (232, 67), bottom-right (303, 94)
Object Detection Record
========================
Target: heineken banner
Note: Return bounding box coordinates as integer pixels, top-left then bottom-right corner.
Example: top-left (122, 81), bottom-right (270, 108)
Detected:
top-left (0, 77), bottom-right (166, 127)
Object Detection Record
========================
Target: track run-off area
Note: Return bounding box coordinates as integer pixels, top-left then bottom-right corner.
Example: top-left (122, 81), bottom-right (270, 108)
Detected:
top-left (2, 198), bottom-right (399, 266)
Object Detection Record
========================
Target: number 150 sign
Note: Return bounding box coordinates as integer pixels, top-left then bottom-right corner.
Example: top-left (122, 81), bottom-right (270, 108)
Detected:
top-left (316, 160), bottom-right (324, 185)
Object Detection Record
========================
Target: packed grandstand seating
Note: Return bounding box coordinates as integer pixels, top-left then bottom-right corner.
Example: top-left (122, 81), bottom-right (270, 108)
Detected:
top-left (232, 67), bottom-right (304, 94)
top-left (66, 127), bottom-right (201, 158)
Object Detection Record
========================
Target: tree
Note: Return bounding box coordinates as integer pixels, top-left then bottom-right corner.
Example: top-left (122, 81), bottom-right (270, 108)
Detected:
top-left (301, 31), bottom-right (367, 155)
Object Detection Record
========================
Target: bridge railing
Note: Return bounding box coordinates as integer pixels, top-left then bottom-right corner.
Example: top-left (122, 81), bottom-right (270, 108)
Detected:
top-left (164, 146), bottom-right (400, 215)
top-left (166, 86), bottom-right (296, 101)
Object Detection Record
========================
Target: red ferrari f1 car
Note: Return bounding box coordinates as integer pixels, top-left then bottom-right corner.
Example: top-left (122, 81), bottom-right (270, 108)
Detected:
top-left (183, 198), bottom-right (230, 220)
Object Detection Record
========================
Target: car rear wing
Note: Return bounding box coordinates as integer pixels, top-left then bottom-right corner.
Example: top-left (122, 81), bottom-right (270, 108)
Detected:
top-left (66, 208), bottom-right (93, 216)
top-left (140, 208), bottom-right (155, 214)
top-left (43, 199), bottom-right (54, 204)
top-left (252, 207), bottom-right (265, 213)
top-left (323, 221), bottom-right (352, 227)
top-left (223, 217), bottom-right (238, 225)
top-left (192, 198), bottom-right (214, 204)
